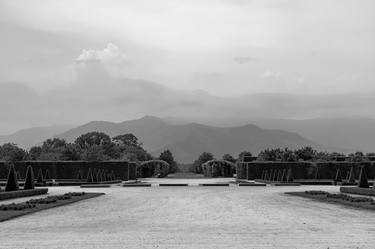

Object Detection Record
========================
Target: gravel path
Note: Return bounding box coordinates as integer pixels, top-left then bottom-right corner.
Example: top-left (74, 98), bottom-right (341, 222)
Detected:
top-left (0, 179), bottom-right (374, 249)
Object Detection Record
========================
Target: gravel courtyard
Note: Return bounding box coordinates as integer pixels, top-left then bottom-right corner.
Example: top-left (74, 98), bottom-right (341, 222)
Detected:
top-left (0, 179), bottom-right (374, 249)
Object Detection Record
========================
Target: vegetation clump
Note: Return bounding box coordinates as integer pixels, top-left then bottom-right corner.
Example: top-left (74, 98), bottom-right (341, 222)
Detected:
top-left (5, 164), bottom-right (19, 192)
top-left (0, 192), bottom-right (86, 211)
top-left (24, 165), bottom-right (35, 190)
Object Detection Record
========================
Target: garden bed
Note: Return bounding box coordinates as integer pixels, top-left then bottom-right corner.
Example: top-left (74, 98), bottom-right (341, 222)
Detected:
top-left (286, 190), bottom-right (375, 211)
top-left (0, 192), bottom-right (104, 222)
top-left (0, 188), bottom-right (48, 201)
top-left (340, 187), bottom-right (375, 197)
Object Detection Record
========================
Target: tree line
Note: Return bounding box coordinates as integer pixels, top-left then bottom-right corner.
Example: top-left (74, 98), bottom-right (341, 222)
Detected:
top-left (0, 132), bottom-right (177, 173)
top-left (193, 147), bottom-right (375, 173)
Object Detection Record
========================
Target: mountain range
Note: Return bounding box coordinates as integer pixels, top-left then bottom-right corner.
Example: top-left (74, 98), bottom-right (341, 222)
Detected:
top-left (1, 116), bottom-right (374, 162)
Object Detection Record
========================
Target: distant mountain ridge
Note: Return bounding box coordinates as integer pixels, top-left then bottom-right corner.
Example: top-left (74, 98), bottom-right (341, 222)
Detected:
top-left (56, 116), bottom-right (319, 162)
top-left (0, 125), bottom-right (75, 149)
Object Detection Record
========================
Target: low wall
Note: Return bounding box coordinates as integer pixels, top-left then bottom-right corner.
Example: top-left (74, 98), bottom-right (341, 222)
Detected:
top-left (236, 161), bottom-right (375, 180)
top-left (0, 161), bottom-right (137, 181)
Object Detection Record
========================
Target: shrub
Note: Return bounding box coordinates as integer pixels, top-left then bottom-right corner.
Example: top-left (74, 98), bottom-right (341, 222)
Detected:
top-left (44, 169), bottom-right (50, 180)
top-left (286, 168), bottom-right (294, 182)
top-left (348, 166), bottom-right (356, 183)
top-left (24, 165), bottom-right (35, 190)
top-left (358, 166), bottom-right (369, 188)
top-left (86, 168), bottom-right (93, 183)
top-left (36, 168), bottom-right (44, 183)
top-left (77, 170), bottom-right (82, 180)
top-left (92, 168), bottom-right (98, 182)
top-left (5, 164), bottom-right (19, 192)
top-left (334, 169), bottom-right (342, 182)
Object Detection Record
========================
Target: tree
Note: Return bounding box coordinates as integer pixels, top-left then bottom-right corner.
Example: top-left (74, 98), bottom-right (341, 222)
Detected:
top-left (238, 151), bottom-right (252, 161)
top-left (222, 154), bottom-right (236, 163)
top-left (159, 149), bottom-right (177, 173)
top-left (349, 151), bottom-right (364, 162)
top-left (113, 134), bottom-right (142, 147)
top-left (193, 152), bottom-right (214, 173)
top-left (29, 146), bottom-right (42, 160)
top-left (0, 143), bottom-right (27, 161)
top-left (295, 146), bottom-right (316, 161)
top-left (75, 132), bottom-right (112, 148)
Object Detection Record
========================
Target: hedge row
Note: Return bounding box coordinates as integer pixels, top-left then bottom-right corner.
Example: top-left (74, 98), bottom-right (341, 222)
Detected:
top-left (0, 161), bottom-right (137, 181)
top-left (236, 161), bottom-right (375, 180)
top-left (0, 188), bottom-right (48, 201)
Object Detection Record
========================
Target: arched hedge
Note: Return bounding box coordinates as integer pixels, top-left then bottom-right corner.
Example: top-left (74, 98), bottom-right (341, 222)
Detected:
top-left (137, 160), bottom-right (170, 178)
top-left (202, 160), bottom-right (236, 177)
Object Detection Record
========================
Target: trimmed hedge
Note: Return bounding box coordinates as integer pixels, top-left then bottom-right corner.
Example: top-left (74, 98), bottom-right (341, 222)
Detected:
top-left (0, 188), bottom-right (48, 200)
top-left (0, 161), bottom-right (137, 181)
top-left (236, 161), bottom-right (375, 180)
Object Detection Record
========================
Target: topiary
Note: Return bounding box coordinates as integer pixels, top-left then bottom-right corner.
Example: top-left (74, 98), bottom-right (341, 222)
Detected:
top-left (281, 168), bottom-right (287, 182)
top-left (314, 167), bottom-right (320, 180)
top-left (277, 169), bottom-right (282, 182)
top-left (286, 168), bottom-right (294, 182)
top-left (272, 170), bottom-right (278, 182)
top-left (334, 169), bottom-right (342, 182)
top-left (16, 171), bottom-right (21, 181)
top-left (5, 164), bottom-right (19, 192)
top-left (86, 168), bottom-right (93, 183)
top-left (77, 170), bottom-right (82, 180)
top-left (44, 169), bottom-right (50, 180)
top-left (37, 168), bottom-right (44, 183)
top-left (92, 168), bottom-right (97, 182)
top-left (357, 166), bottom-right (369, 188)
top-left (348, 166), bottom-right (356, 183)
top-left (24, 165), bottom-right (35, 190)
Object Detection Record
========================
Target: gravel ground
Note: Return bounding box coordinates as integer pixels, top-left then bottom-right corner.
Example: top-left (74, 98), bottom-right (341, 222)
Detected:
top-left (0, 178), bottom-right (374, 249)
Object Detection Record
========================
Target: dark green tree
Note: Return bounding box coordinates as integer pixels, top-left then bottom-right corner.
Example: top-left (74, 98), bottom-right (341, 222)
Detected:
top-left (222, 154), bottom-right (236, 163)
top-left (0, 143), bottom-right (27, 161)
top-left (159, 149), bottom-right (177, 173)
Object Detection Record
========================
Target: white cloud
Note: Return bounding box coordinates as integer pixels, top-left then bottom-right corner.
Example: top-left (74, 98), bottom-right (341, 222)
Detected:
top-left (75, 43), bottom-right (126, 64)
top-left (261, 71), bottom-right (281, 79)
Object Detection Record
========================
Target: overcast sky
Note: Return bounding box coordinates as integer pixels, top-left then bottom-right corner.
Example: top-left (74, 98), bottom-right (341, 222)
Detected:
top-left (0, 0), bottom-right (374, 133)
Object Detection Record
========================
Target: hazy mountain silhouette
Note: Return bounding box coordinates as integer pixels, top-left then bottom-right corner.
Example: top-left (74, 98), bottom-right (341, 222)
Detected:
top-left (0, 125), bottom-right (75, 149)
top-left (56, 116), bottom-right (319, 162)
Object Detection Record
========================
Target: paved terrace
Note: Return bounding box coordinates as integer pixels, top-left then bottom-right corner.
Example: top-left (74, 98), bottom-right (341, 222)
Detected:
top-left (0, 178), bottom-right (374, 249)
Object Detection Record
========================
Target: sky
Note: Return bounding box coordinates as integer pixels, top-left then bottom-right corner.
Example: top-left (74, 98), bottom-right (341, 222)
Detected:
top-left (0, 0), bottom-right (374, 134)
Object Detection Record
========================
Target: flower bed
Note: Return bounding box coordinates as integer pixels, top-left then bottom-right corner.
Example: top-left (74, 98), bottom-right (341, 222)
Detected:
top-left (286, 190), bottom-right (375, 211)
top-left (0, 188), bottom-right (48, 201)
top-left (0, 192), bottom-right (104, 222)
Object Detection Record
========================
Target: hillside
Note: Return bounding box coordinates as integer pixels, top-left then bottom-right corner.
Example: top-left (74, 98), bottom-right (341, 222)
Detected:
top-left (0, 125), bottom-right (75, 149)
top-left (57, 116), bottom-right (319, 162)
